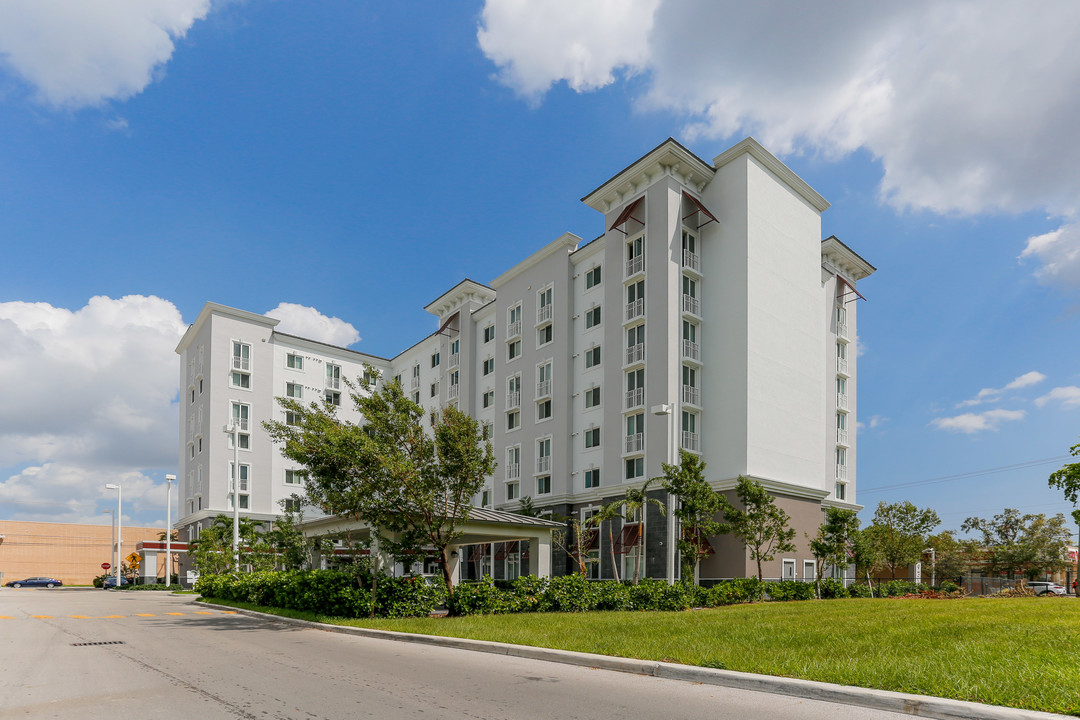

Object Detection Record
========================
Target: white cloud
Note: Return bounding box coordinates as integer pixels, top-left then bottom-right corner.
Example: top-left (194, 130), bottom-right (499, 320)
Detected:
top-left (478, 1), bottom-right (1080, 219)
top-left (957, 371), bottom-right (1046, 408)
top-left (1035, 386), bottom-right (1080, 408)
top-left (1020, 222), bottom-right (1080, 289)
top-left (265, 303), bottom-right (361, 348)
top-left (0, 295), bottom-right (186, 521)
top-left (931, 408), bottom-right (1026, 434)
top-left (0, 464), bottom-right (164, 526)
top-left (0, 0), bottom-right (211, 108)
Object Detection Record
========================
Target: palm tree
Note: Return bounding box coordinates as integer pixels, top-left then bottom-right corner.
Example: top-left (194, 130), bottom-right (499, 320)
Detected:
top-left (589, 501), bottom-right (624, 583)
top-left (623, 478), bottom-right (665, 584)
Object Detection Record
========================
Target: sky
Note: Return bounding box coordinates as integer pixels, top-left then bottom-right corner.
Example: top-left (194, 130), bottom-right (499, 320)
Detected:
top-left (1, 0), bottom-right (1079, 541)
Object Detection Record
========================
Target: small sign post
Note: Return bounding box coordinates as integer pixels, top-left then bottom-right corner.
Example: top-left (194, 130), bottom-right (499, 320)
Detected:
top-left (101, 562), bottom-right (111, 571)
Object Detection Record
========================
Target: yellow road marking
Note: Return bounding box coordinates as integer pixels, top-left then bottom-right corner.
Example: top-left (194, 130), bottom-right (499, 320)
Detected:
top-left (101, 615), bottom-right (125, 619)
top-left (0, 616), bottom-right (14, 619)
top-left (220, 611), bottom-right (237, 614)
top-left (136, 614), bottom-right (156, 617)
top-left (69, 615), bottom-right (91, 619)
top-left (32, 615), bottom-right (54, 619)
top-left (193, 611), bottom-right (215, 615)
top-left (165, 612), bottom-right (184, 616)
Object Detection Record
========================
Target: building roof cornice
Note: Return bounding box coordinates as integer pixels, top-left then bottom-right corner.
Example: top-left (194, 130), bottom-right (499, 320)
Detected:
top-left (175, 302), bottom-right (279, 355)
top-left (713, 137), bottom-right (830, 213)
top-left (821, 235), bottom-right (876, 283)
top-left (423, 278), bottom-right (496, 320)
top-left (581, 138), bottom-right (715, 213)
top-left (272, 331), bottom-right (390, 364)
top-left (490, 232), bottom-right (581, 289)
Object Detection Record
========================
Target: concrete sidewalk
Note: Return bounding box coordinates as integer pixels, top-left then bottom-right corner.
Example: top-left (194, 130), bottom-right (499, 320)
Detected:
top-left (198, 600), bottom-right (1071, 720)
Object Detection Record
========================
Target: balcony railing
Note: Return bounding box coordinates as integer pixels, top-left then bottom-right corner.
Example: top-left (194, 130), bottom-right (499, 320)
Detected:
top-left (682, 250), bottom-right (700, 273)
top-left (836, 465), bottom-right (848, 481)
top-left (836, 357), bottom-right (848, 375)
top-left (625, 299), bottom-right (644, 321)
top-left (682, 339), bottom-right (700, 361)
top-left (625, 255), bottom-right (644, 277)
top-left (536, 380), bottom-right (551, 398)
top-left (625, 433), bottom-right (644, 454)
top-left (448, 384), bottom-right (460, 400)
top-left (837, 322), bottom-right (849, 340)
top-left (625, 387), bottom-right (644, 409)
top-left (536, 456), bottom-right (551, 474)
top-left (681, 431), bottom-right (700, 452)
top-left (537, 304), bottom-right (553, 324)
top-left (506, 391), bottom-right (521, 410)
top-left (231, 356), bottom-right (249, 371)
top-left (230, 417), bottom-right (249, 432)
top-left (449, 352), bottom-right (459, 368)
top-left (410, 375), bottom-right (420, 390)
top-left (506, 463), bottom-right (521, 480)
top-left (326, 376), bottom-right (341, 390)
top-left (681, 385), bottom-right (701, 406)
top-left (836, 392), bottom-right (849, 411)
top-left (836, 428), bottom-right (849, 446)
top-left (507, 320), bottom-right (521, 338)
top-left (682, 294), bottom-right (700, 316)
top-left (625, 343), bottom-right (645, 365)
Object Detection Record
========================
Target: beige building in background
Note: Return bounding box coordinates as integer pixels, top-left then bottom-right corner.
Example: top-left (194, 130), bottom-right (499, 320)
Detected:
top-left (0, 520), bottom-right (166, 586)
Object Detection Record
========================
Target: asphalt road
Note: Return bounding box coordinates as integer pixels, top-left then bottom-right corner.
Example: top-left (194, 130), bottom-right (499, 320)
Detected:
top-left (0, 588), bottom-right (911, 720)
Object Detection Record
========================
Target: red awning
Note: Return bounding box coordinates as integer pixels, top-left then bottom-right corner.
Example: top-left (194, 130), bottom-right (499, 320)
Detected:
top-left (836, 276), bottom-right (866, 303)
top-left (437, 311), bottom-right (459, 336)
top-left (608, 197), bottom-right (644, 234)
top-left (495, 540), bottom-right (519, 563)
top-left (682, 191), bottom-right (719, 228)
top-left (613, 523), bottom-right (641, 555)
top-left (571, 529), bottom-right (598, 555)
top-left (682, 527), bottom-right (716, 556)
top-left (469, 543), bottom-right (490, 562)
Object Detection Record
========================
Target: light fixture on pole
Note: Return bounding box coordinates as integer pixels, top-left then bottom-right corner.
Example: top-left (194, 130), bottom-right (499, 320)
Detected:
top-left (103, 508), bottom-right (115, 584)
top-left (224, 421), bottom-right (240, 572)
top-left (651, 402), bottom-right (678, 585)
top-left (924, 547), bottom-right (936, 587)
top-left (105, 483), bottom-right (122, 588)
top-left (165, 474), bottom-right (176, 585)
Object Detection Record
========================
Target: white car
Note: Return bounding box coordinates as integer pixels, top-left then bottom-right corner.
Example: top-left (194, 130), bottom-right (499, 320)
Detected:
top-left (1028, 581), bottom-right (1067, 596)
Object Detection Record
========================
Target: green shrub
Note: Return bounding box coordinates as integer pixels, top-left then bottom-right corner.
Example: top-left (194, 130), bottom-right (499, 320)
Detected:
top-left (766, 580), bottom-right (815, 601)
top-left (881, 580), bottom-right (928, 597)
top-left (819, 578), bottom-right (849, 599)
top-left (545, 574), bottom-right (599, 612)
top-left (847, 582), bottom-right (873, 598)
top-left (447, 577), bottom-right (507, 615)
top-left (938, 580), bottom-right (960, 594)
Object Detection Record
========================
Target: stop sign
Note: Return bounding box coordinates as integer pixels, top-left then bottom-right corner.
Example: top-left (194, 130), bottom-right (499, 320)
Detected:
top-left (101, 563), bottom-right (111, 570)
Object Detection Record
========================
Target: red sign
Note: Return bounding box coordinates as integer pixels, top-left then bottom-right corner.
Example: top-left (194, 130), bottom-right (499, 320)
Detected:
top-left (101, 563), bottom-right (111, 570)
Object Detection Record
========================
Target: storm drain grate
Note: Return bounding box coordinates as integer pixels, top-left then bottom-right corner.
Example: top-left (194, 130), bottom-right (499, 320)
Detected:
top-left (71, 641), bottom-right (125, 646)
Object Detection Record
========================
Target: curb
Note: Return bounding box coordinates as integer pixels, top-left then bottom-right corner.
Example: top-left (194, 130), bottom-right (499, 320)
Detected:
top-left (197, 600), bottom-right (1070, 720)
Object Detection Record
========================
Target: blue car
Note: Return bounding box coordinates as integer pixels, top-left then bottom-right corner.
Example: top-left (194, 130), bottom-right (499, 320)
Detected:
top-left (102, 576), bottom-right (129, 589)
top-left (5, 577), bottom-right (63, 588)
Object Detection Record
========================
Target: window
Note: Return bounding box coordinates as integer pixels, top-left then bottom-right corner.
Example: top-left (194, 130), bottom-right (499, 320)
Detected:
top-left (449, 370), bottom-right (460, 388)
top-left (836, 412), bottom-right (847, 430)
top-left (537, 400), bottom-right (552, 420)
top-left (836, 447), bottom-right (847, 467)
top-left (190, 387), bottom-right (195, 404)
top-left (836, 304), bottom-right (847, 327)
top-left (483, 358), bottom-right (495, 375)
top-left (585, 345), bottom-right (601, 368)
top-left (229, 462), bottom-right (249, 499)
top-left (836, 377), bottom-right (847, 395)
top-left (286, 382), bottom-right (302, 399)
top-left (481, 489), bottom-right (491, 508)
top-left (199, 378), bottom-right (203, 394)
top-left (393, 374), bottom-right (402, 386)
top-left (482, 422), bottom-right (493, 440)
top-left (197, 437), bottom-right (202, 453)
top-left (584, 386), bottom-right (600, 408)
top-left (230, 402), bottom-right (250, 432)
top-left (430, 382), bottom-right (438, 398)
top-left (508, 340), bottom-right (521, 361)
top-left (537, 361), bottom-right (552, 396)
top-left (326, 363), bottom-right (341, 390)
top-left (585, 306), bottom-right (601, 328)
top-left (803, 560), bottom-right (816, 581)
top-left (483, 390), bottom-right (495, 408)
top-left (585, 265), bottom-right (601, 288)
top-left (507, 411), bottom-right (520, 430)
top-left (286, 353), bottom-right (303, 370)
top-left (837, 341), bottom-right (847, 359)
top-left (625, 457), bottom-right (644, 479)
top-left (683, 275), bottom-right (697, 298)
top-left (782, 559), bottom-right (796, 580)
top-left (537, 476), bottom-right (551, 495)
top-left (231, 371), bottom-right (250, 389)
top-left (285, 469), bottom-right (302, 485)
top-left (412, 364), bottom-right (421, 381)
top-left (431, 352), bottom-right (440, 368)
top-left (626, 368), bottom-right (644, 407)
top-left (483, 325), bottom-right (495, 343)
top-left (627, 279), bottom-right (645, 304)
top-left (232, 341), bottom-right (250, 371)
top-left (626, 234), bottom-right (643, 276)
top-left (585, 468), bottom-right (600, 489)
top-left (585, 427), bottom-right (600, 448)
top-left (835, 481), bottom-right (847, 501)
top-left (507, 446), bottom-right (520, 474)
top-left (683, 365), bottom-right (698, 388)
top-left (450, 339), bottom-right (459, 356)
top-left (325, 390), bottom-right (341, 405)
top-left (682, 229), bottom-right (697, 255)
top-left (283, 498), bottom-right (301, 513)
top-left (506, 482), bottom-right (520, 501)
top-left (683, 320), bottom-right (697, 343)
top-left (412, 391), bottom-right (420, 404)
top-left (537, 286), bottom-right (553, 320)
top-left (537, 324), bottom-right (552, 346)
top-left (682, 410), bottom-right (697, 434)
top-left (507, 304), bottom-right (522, 336)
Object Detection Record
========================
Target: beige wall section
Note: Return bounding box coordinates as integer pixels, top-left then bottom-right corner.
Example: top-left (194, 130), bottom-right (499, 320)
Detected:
top-left (0, 521), bottom-right (166, 586)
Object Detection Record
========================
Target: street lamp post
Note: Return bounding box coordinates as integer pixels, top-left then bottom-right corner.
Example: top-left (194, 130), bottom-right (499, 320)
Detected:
top-left (165, 474), bottom-right (176, 585)
top-left (103, 508), bottom-right (114, 583)
top-left (225, 422), bottom-right (240, 572)
top-left (924, 547), bottom-right (936, 587)
top-left (651, 402), bottom-right (678, 585)
top-left (105, 483), bottom-right (122, 588)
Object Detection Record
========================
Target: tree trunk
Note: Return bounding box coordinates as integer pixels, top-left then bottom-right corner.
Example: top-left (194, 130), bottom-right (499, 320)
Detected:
top-left (369, 557), bottom-right (379, 618)
top-left (609, 525), bottom-right (620, 583)
top-left (756, 557), bottom-right (763, 582)
top-left (440, 545), bottom-right (455, 595)
top-left (633, 529), bottom-right (643, 584)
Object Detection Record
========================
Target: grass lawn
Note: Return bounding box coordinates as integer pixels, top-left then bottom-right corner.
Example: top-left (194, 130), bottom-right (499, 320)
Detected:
top-left (205, 597), bottom-right (1080, 716)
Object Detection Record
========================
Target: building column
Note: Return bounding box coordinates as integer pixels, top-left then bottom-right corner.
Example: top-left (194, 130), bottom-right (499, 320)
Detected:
top-left (533, 534), bottom-right (551, 578)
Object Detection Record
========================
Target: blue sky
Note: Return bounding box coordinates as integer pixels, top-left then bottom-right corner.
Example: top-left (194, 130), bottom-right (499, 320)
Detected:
top-left (0, 1), bottom-right (1078, 539)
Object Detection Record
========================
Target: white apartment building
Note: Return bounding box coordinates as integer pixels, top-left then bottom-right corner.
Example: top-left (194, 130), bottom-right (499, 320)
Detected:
top-left (174, 137), bottom-right (874, 583)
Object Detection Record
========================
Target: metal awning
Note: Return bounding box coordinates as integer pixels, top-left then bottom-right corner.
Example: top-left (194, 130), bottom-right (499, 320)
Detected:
top-left (613, 523), bottom-right (641, 555)
top-left (437, 311), bottom-right (459, 336)
top-left (682, 191), bottom-right (719, 229)
top-left (836, 276), bottom-right (866, 304)
top-left (608, 197), bottom-right (644, 234)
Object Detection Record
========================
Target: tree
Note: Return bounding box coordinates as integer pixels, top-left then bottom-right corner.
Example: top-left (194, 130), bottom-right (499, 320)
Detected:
top-left (622, 477), bottom-right (666, 583)
top-left (925, 531), bottom-right (969, 583)
top-left (720, 477), bottom-right (796, 581)
top-left (264, 370), bottom-right (494, 597)
top-left (659, 450), bottom-right (726, 583)
top-left (551, 516), bottom-right (599, 577)
top-left (1048, 436), bottom-right (1080, 505)
top-left (808, 507), bottom-right (860, 595)
top-left (851, 526), bottom-right (884, 595)
top-left (189, 515), bottom-right (234, 576)
top-left (589, 501), bottom-right (624, 583)
top-left (962, 509), bottom-right (1072, 580)
top-left (866, 501), bottom-right (940, 579)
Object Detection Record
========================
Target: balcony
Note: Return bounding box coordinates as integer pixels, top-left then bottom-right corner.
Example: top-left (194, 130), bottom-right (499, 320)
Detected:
top-left (449, 352), bottom-right (459, 368)
top-left (682, 339), bottom-right (700, 362)
top-left (836, 392), bottom-right (849, 411)
top-left (326, 376), bottom-right (341, 391)
top-left (836, 357), bottom-right (849, 375)
top-left (625, 255), bottom-right (644, 278)
top-left (410, 375), bottom-right (420, 390)
top-left (625, 387), bottom-right (644, 409)
top-left (625, 343), bottom-right (645, 365)
top-left (507, 320), bottom-right (521, 338)
top-left (682, 249), bottom-right (701, 274)
top-left (506, 391), bottom-right (521, 410)
top-left (536, 380), bottom-right (551, 398)
top-left (229, 417), bottom-right (249, 432)
top-left (506, 463), bottom-right (521, 480)
top-left (835, 465), bottom-right (848, 481)
top-left (537, 304), bottom-right (553, 324)
top-left (681, 431), bottom-right (700, 452)
top-left (836, 428), bottom-right (849, 446)
top-left (536, 456), bottom-right (551, 474)
top-left (448, 384), bottom-right (460, 400)
top-left (231, 356), bottom-right (249, 371)
top-left (681, 385), bottom-right (701, 406)
top-left (625, 298), bottom-right (644, 321)
top-left (625, 432), bottom-right (644, 453)
top-left (837, 322), bottom-right (849, 340)
top-left (682, 294), bottom-right (701, 316)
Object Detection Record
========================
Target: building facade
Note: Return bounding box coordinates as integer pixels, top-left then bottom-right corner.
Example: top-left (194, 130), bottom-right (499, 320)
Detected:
top-left (174, 137), bottom-right (874, 583)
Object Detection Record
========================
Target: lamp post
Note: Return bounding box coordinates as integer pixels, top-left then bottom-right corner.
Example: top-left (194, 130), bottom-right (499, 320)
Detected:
top-left (225, 421), bottom-right (240, 572)
top-left (924, 547), bottom-right (936, 587)
top-left (103, 508), bottom-right (115, 583)
top-left (651, 402), bottom-right (678, 585)
top-left (165, 474), bottom-right (176, 585)
top-left (105, 483), bottom-right (122, 588)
